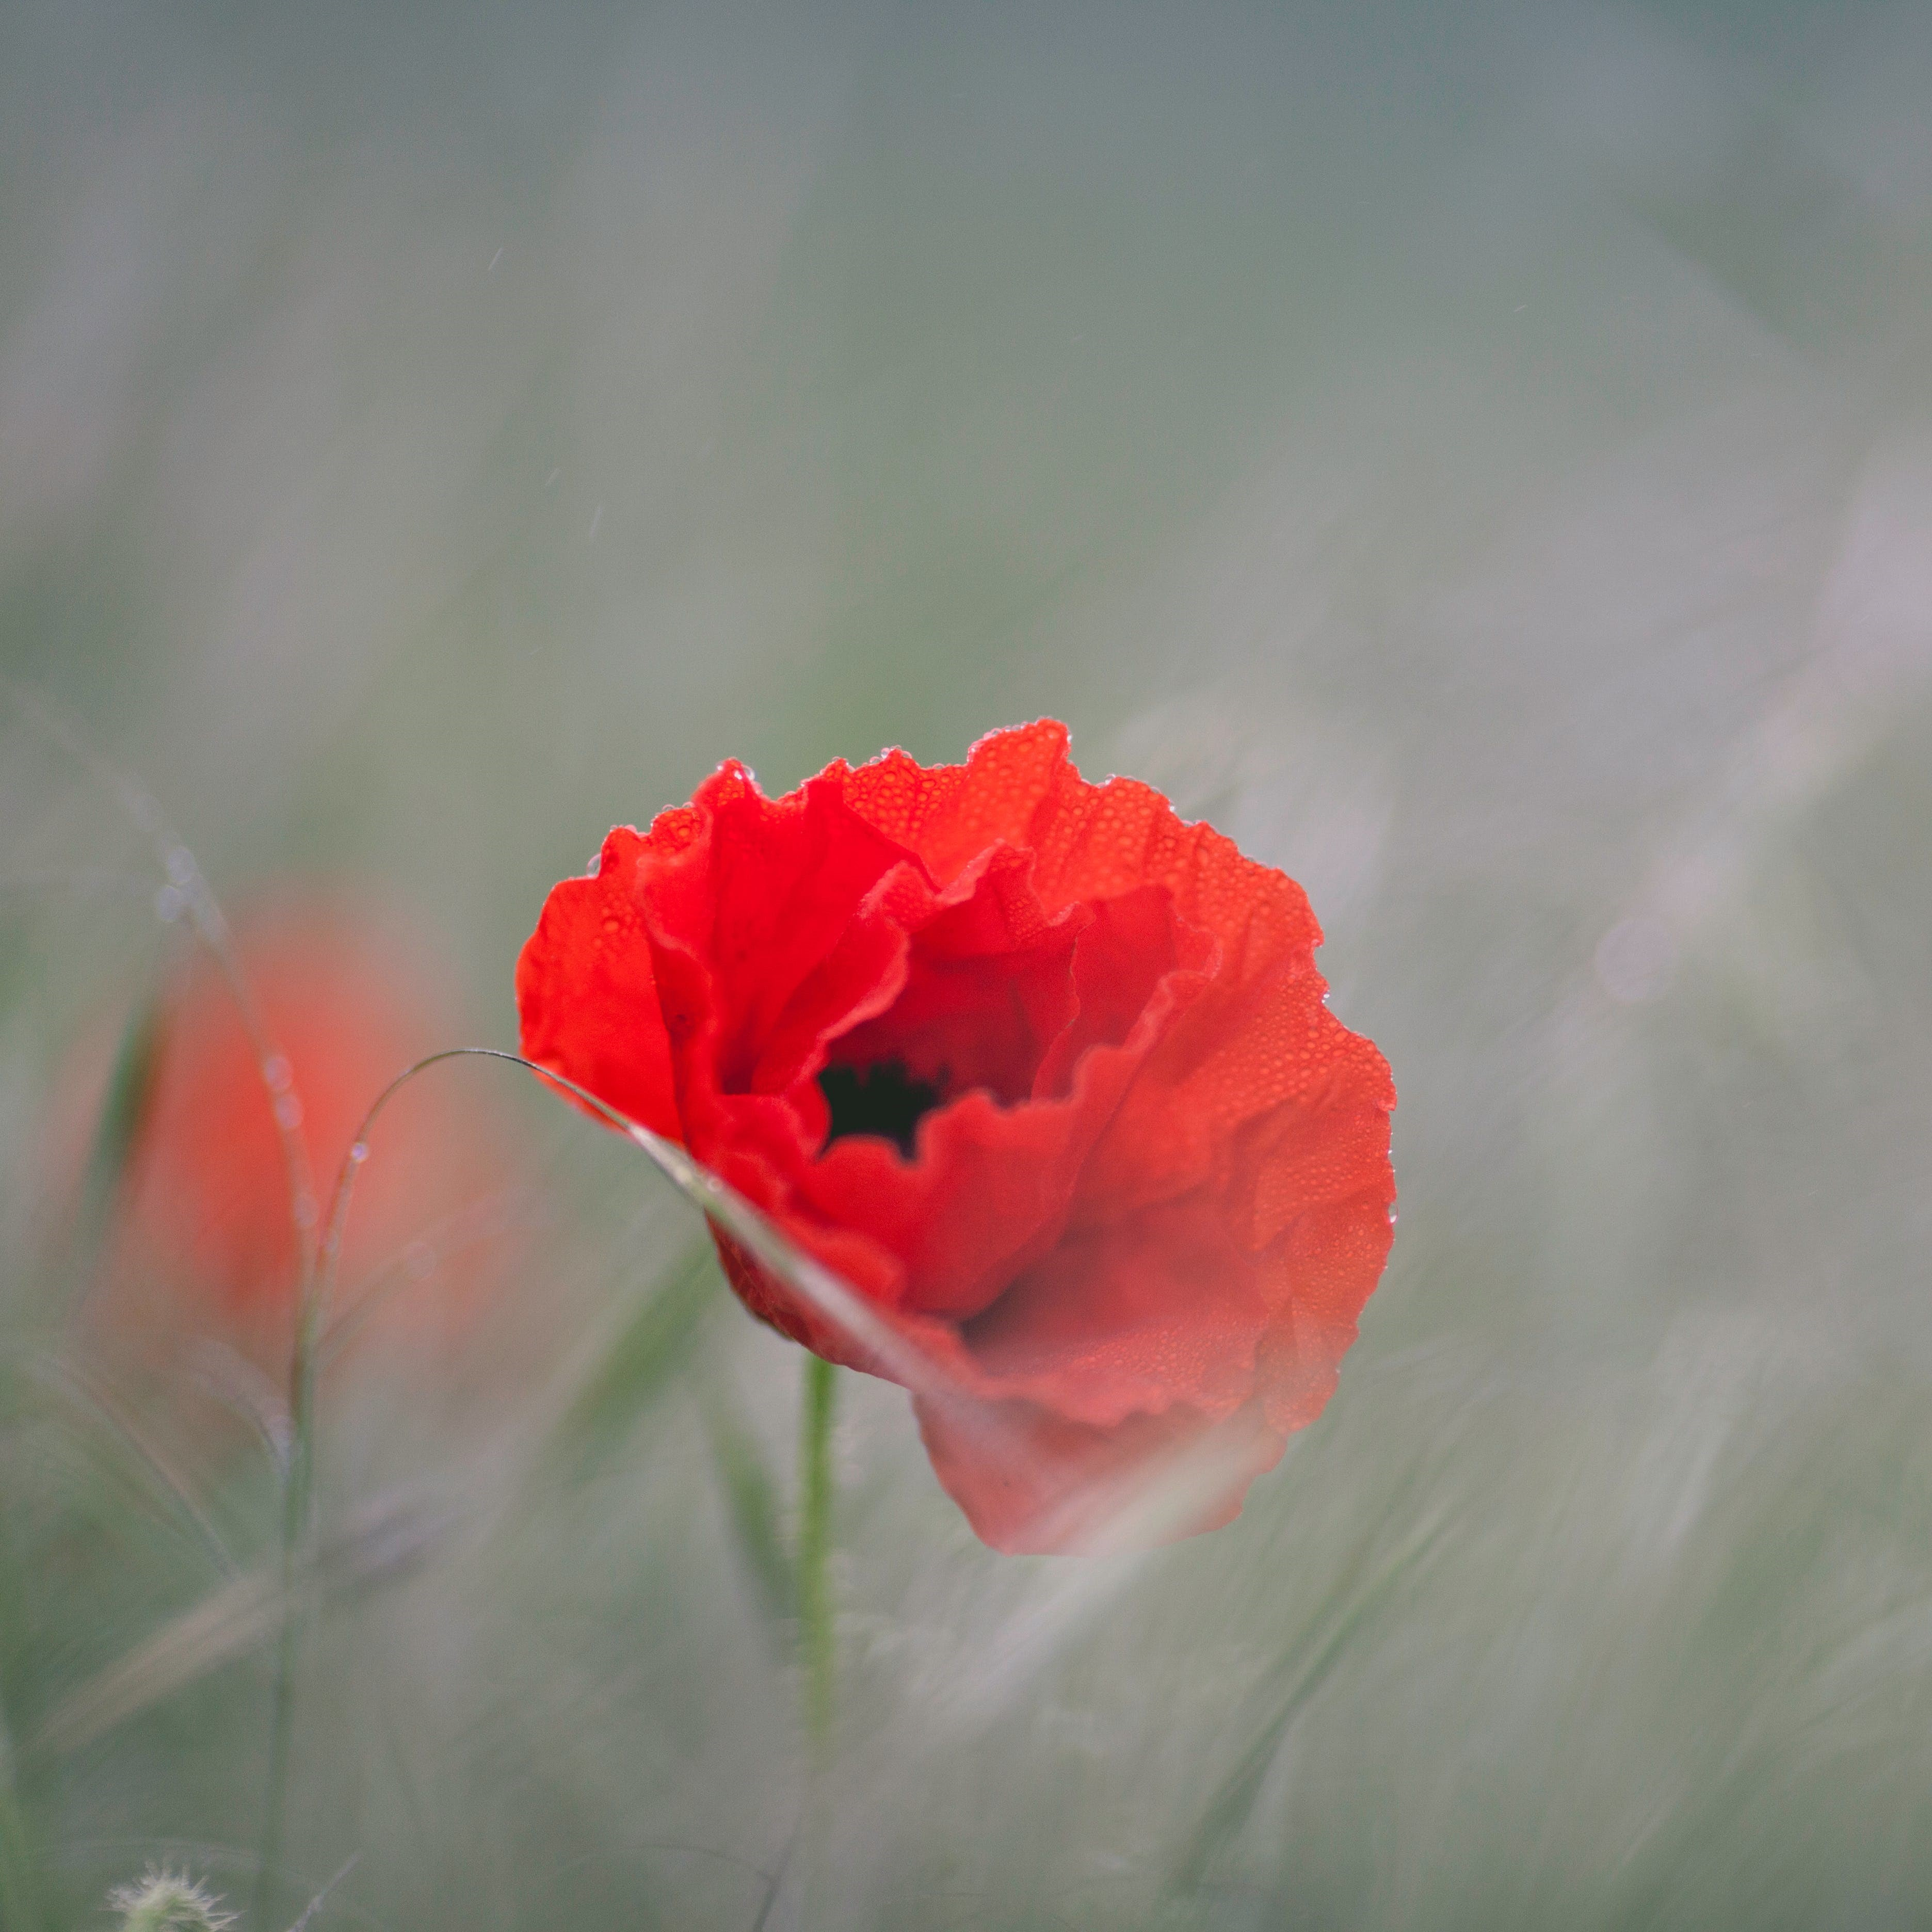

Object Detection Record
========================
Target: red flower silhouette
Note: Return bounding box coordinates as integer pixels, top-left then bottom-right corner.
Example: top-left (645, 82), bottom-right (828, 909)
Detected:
top-left (62, 901), bottom-right (512, 1366)
top-left (519, 721), bottom-right (1394, 1551)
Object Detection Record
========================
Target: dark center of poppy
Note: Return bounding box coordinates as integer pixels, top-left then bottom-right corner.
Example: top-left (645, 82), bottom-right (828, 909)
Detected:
top-left (817, 1057), bottom-right (945, 1160)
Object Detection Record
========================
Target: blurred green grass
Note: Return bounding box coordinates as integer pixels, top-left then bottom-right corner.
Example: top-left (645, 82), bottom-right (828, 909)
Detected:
top-left (5, 0), bottom-right (1932, 1925)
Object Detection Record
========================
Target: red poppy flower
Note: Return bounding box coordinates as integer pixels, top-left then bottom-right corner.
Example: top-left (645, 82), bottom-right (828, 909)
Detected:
top-left (59, 900), bottom-right (513, 1367)
top-left (518, 721), bottom-right (1395, 1551)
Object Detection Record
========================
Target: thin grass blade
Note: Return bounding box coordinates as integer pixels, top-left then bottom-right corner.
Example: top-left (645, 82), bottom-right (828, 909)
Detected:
top-left (545, 1242), bottom-right (719, 1481)
top-left (698, 1374), bottom-right (794, 1631)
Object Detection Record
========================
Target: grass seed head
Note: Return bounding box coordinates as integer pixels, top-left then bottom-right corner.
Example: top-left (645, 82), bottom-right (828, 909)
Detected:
top-left (107, 1867), bottom-right (238, 1932)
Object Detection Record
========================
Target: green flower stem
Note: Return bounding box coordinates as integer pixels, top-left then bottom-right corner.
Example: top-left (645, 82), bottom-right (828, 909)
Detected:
top-left (797, 1354), bottom-right (839, 1754)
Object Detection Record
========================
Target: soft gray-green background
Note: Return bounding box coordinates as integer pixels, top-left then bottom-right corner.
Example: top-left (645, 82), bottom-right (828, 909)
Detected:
top-left (5, 2), bottom-right (1932, 1927)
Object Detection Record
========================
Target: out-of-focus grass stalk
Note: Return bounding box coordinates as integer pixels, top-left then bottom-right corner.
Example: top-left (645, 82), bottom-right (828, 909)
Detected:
top-left (256, 1088), bottom-right (395, 1924)
top-left (0, 1706), bottom-right (46, 1932)
top-left (238, 1043), bottom-right (853, 1913)
top-left (252, 1247), bottom-right (326, 1927)
top-left (245, 1043), bottom-right (667, 1918)
top-left (63, 994), bottom-right (162, 1317)
top-left (698, 1375), bottom-right (795, 1637)
top-left (797, 1353), bottom-right (838, 1754)
top-left (0, 686), bottom-right (324, 1931)
top-left (0, 1446), bottom-right (44, 1932)
top-left (1, 681), bottom-right (321, 1287)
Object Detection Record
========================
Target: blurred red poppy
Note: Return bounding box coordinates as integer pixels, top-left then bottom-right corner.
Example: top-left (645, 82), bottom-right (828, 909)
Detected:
top-left (519, 721), bottom-right (1395, 1551)
top-left (58, 900), bottom-right (513, 1368)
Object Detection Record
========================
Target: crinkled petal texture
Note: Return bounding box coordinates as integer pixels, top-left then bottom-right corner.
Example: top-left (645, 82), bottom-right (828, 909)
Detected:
top-left (518, 720), bottom-right (1396, 1552)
